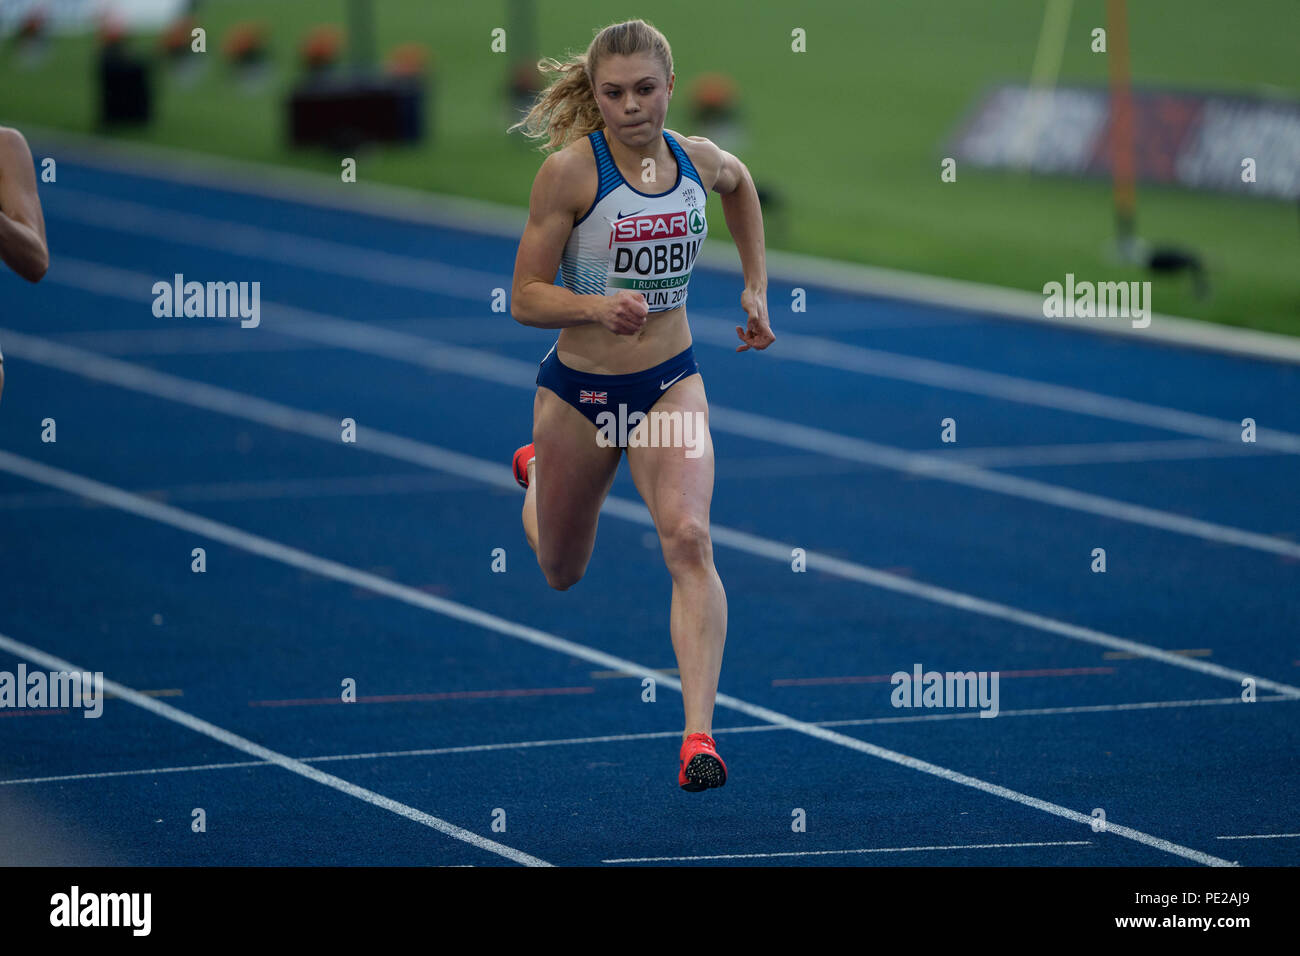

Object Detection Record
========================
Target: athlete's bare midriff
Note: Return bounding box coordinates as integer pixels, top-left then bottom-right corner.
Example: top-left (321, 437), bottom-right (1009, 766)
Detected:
top-left (556, 302), bottom-right (692, 374)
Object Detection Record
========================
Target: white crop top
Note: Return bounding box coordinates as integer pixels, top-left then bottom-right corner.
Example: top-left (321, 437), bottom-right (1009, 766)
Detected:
top-left (559, 129), bottom-right (708, 313)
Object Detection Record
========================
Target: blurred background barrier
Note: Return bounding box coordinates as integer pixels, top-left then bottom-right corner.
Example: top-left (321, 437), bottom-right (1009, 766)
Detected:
top-left (287, 4), bottom-right (426, 149)
top-left (288, 74), bottom-right (424, 149)
top-left (96, 14), bottom-right (153, 127)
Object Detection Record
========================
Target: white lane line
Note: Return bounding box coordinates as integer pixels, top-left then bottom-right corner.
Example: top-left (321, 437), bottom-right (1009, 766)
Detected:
top-left (709, 406), bottom-right (1300, 559)
top-left (129, 473), bottom-right (481, 503)
top-left (53, 320), bottom-right (534, 354)
top-left (0, 473), bottom-right (482, 510)
top-left (725, 444), bottom-right (1259, 478)
top-left (39, 261), bottom-right (551, 388)
top-left (1215, 833), bottom-right (1300, 840)
top-left (0, 760), bottom-right (272, 786)
top-left (720, 245), bottom-right (1300, 365)
top-left (41, 268), bottom-right (1295, 470)
top-left (0, 454), bottom-right (1240, 866)
top-left (687, 318), bottom-right (1300, 454)
top-left (0, 731), bottom-right (694, 788)
top-left (4, 331), bottom-right (1299, 700)
top-left (26, 125), bottom-right (1300, 363)
top-left (0, 631), bottom-right (551, 867)
top-left (603, 841), bottom-right (1093, 863)
top-left (932, 439), bottom-right (1275, 468)
top-left (54, 314), bottom-right (962, 355)
top-left (23, 331), bottom-right (1278, 475)
top-left (18, 267), bottom-right (1300, 561)
top-left (41, 192), bottom-right (1300, 451)
top-left (821, 694), bottom-right (1300, 724)
top-left (52, 327), bottom-right (319, 355)
top-left (41, 190), bottom-right (497, 298)
top-left (4, 693), bottom-right (1292, 789)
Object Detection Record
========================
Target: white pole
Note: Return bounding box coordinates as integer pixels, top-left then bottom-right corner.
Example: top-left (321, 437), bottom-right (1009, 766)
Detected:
top-left (1014, 0), bottom-right (1075, 169)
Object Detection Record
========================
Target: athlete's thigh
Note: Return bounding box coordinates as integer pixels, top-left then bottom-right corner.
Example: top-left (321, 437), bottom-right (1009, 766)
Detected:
top-left (626, 375), bottom-right (714, 532)
top-left (532, 385), bottom-right (622, 562)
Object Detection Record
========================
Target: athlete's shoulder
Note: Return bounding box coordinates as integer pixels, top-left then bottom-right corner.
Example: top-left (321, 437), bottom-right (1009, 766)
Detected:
top-left (664, 129), bottom-right (723, 190)
top-left (0, 126), bottom-right (33, 161)
top-left (530, 133), bottom-right (598, 217)
top-left (546, 130), bottom-right (601, 178)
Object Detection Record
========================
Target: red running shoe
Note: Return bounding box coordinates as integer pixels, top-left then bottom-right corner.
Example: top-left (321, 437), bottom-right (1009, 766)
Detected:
top-left (678, 732), bottom-right (727, 791)
top-left (512, 443), bottom-right (535, 489)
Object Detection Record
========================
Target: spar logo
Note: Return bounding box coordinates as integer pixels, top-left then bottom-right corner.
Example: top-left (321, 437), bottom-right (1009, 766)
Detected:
top-left (612, 212), bottom-right (689, 243)
top-left (688, 209), bottom-right (704, 234)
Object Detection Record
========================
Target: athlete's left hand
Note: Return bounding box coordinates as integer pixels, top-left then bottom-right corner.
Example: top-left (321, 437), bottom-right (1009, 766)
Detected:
top-left (735, 287), bottom-right (775, 352)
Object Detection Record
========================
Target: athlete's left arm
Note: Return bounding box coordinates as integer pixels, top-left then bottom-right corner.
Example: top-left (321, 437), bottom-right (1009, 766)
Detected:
top-left (683, 135), bottom-right (774, 352)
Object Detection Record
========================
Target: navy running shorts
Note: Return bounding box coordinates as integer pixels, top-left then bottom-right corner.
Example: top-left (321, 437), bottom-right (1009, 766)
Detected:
top-left (536, 342), bottom-right (700, 428)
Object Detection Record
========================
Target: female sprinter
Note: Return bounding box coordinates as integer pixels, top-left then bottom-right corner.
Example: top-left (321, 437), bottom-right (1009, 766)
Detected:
top-left (0, 125), bottom-right (51, 402)
top-left (507, 19), bottom-right (774, 792)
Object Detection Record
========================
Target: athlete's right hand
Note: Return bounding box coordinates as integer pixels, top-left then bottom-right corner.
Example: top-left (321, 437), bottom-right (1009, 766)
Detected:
top-left (595, 291), bottom-right (649, 335)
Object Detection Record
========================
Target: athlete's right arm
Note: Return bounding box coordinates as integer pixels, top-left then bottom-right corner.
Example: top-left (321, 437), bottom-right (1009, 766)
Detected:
top-left (510, 151), bottom-right (646, 334)
top-left (0, 127), bottom-right (49, 283)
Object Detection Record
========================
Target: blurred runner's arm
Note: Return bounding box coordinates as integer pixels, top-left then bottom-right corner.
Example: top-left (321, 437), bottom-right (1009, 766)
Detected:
top-left (0, 128), bottom-right (49, 283)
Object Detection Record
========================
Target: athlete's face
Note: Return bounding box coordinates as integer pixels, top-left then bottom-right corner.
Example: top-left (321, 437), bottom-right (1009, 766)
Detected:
top-left (593, 54), bottom-right (673, 144)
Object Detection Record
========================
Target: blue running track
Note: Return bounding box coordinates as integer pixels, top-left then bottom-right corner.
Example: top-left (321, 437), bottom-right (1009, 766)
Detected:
top-left (0, 144), bottom-right (1296, 867)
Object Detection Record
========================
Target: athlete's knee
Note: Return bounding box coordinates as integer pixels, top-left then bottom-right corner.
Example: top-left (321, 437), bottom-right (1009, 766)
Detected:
top-left (660, 515), bottom-right (712, 572)
top-left (542, 567), bottom-right (584, 591)
top-left (539, 553), bottom-right (587, 591)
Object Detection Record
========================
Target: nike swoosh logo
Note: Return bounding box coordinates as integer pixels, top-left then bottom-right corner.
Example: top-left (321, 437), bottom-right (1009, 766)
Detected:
top-left (660, 371), bottom-right (687, 390)
top-left (617, 208), bottom-right (645, 219)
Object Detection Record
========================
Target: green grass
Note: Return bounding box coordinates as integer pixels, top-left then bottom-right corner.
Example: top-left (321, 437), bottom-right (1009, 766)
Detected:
top-left (3, 0), bottom-right (1297, 333)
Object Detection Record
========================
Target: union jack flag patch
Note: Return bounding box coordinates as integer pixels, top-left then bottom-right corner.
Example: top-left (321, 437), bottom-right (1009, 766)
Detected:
top-left (579, 390), bottom-right (608, 404)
